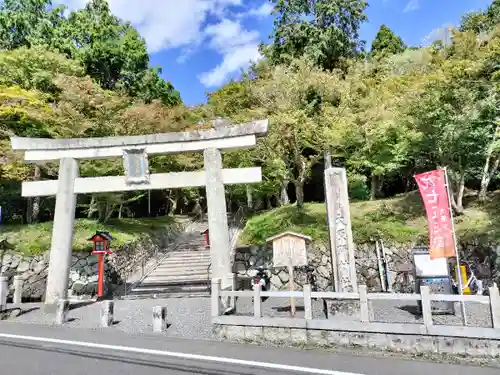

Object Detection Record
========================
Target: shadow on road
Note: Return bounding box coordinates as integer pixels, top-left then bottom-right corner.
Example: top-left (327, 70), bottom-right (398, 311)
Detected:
top-left (1, 307), bottom-right (40, 320)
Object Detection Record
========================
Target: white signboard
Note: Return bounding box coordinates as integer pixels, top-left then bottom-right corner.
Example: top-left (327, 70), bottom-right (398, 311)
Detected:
top-left (414, 253), bottom-right (449, 277)
top-left (272, 236), bottom-right (308, 268)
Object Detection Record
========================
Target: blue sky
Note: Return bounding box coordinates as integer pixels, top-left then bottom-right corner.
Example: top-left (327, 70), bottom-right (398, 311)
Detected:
top-left (59, 0), bottom-right (494, 105)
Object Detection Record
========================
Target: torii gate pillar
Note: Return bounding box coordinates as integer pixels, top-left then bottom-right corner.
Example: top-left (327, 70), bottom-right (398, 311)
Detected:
top-left (204, 148), bottom-right (232, 290)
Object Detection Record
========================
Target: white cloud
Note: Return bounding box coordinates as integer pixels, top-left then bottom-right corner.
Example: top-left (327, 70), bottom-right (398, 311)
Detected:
top-left (199, 19), bottom-right (262, 87)
top-left (403, 0), bottom-right (419, 13)
top-left (55, 0), bottom-right (263, 88)
top-left (247, 2), bottom-right (273, 18)
top-left (54, 0), bottom-right (245, 53)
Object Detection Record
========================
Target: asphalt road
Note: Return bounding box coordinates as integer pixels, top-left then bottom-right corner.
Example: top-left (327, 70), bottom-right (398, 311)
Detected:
top-left (0, 321), bottom-right (497, 375)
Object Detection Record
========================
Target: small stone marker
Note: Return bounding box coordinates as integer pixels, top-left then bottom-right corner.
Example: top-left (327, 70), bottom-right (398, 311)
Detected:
top-left (0, 275), bottom-right (7, 311)
top-left (55, 299), bottom-right (69, 325)
top-left (267, 231), bottom-right (312, 316)
top-left (13, 275), bottom-right (24, 304)
top-left (152, 306), bottom-right (167, 332)
top-left (100, 300), bottom-right (114, 327)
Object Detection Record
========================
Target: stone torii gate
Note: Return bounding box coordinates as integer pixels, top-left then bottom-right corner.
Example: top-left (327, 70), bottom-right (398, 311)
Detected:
top-left (10, 120), bottom-right (268, 309)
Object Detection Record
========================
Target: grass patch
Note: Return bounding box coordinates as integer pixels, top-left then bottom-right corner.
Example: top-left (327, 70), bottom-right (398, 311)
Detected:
top-left (240, 190), bottom-right (500, 246)
top-left (0, 216), bottom-right (179, 256)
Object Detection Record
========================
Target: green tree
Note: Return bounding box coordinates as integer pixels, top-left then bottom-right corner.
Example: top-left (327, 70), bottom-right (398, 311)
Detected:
top-left (370, 25), bottom-right (406, 57)
top-left (250, 58), bottom-right (345, 208)
top-left (0, 0), bottom-right (66, 50)
top-left (460, 0), bottom-right (500, 33)
top-left (0, 0), bottom-right (181, 106)
top-left (0, 46), bottom-right (84, 94)
top-left (261, 0), bottom-right (368, 71)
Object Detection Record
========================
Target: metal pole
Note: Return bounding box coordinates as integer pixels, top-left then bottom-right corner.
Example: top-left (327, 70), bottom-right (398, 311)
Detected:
top-left (443, 167), bottom-right (467, 325)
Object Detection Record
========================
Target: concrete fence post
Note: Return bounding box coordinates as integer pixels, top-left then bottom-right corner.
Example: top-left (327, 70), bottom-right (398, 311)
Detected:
top-left (253, 283), bottom-right (262, 318)
top-left (211, 278), bottom-right (221, 317)
top-left (55, 299), bottom-right (69, 325)
top-left (358, 285), bottom-right (369, 322)
top-left (227, 273), bottom-right (236, 311)
top-left (489, 286), bottom-right (500, 329)
top-left (100, 300), bottom-right (114, 327)
top-left (152, 306), bottom-right (167, 332)
top-left (303, 284), bottom-right (312, 320)
top-left (0, 276), bottom-right (7, 311)
top-left (420, 286), bottom-right (433, 329)
top-left (13, 276), bottom-right (24, 304)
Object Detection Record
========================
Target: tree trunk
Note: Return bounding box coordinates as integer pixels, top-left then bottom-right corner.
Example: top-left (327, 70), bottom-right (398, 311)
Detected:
top-left (26, 165), bottom-right (42, 224)
top-left (104, 202), bottom-right (115, 223)
top-left (266, 196), bottom-right (272, 209)
top-left (324, 151), bottom-right (332, 169)
top-left (88, 195), bottom-right (98, 219)
top-left (370, 175), bottom-right (379, 201)
top-left (246, 186), bottom-right (253, 210)
top-left (279, 181), bottom-right (290, 206)
top-left (254, 198), bottom-right (264, 211)
top-left (449, 170), bottom-right (465, 215)
top-left (165, 190), bottom-right (175, 215)
top-left (456, 171), bottom-right (466, 214)
top-left (479, 122), bottom-right (500, 201)
top-left (293, 181), bottom-right (305, 209)
top-left (479, 156), bottom-right (500, 201)
top-left (26, 198), bottom-right (33, 224)
top-left (118, 204), bottom-right (123, 219)
top-left (97, 200), bottom-right (106, 223)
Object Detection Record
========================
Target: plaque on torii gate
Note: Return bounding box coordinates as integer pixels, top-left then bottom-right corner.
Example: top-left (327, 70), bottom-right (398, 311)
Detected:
top-left (11, 120), bottom-right (269, 309)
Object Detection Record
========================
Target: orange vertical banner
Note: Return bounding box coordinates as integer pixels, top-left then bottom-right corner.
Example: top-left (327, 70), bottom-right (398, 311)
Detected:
top-left (414, 169), bottom-right (456, 259)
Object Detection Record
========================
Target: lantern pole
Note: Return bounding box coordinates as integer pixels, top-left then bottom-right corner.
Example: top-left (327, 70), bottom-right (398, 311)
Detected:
top-left (97, 254), bottom-right (104, 299)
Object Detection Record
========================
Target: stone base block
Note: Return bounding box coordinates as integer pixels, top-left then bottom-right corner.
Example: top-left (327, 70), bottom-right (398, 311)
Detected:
top-left (214, 324), bottom-right (500, 360)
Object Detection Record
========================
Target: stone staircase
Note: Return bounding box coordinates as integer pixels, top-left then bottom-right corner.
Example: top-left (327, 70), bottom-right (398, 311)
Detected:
top-left (124, 222), bottom-right (211, 299)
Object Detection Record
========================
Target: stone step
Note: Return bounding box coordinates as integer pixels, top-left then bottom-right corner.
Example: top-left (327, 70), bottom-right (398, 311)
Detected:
top-left (159, 257), bottom-right (210, 264)
top-left (160, 257), bottom-right (211, 266)
top-left (152, 267), bottom-right (210, 275)
top-left (145, 272), bottom-right (208, 281)
top-left (166, 255), bottom-right (211, 261)
top-left (141, 274), bottom-right (209, 284)
top-left (154, 263), bottom-right (209, 269)
top-left (131, 283), bottom-right (209, 292)
top-left (129, 281), bottom-right (209, 294)
top-left (169, 250), bottom-right (210, 255)
top-left (170, 248), bottom-right (210, 254)
top-left (172, 246), bottom-right (207, 252)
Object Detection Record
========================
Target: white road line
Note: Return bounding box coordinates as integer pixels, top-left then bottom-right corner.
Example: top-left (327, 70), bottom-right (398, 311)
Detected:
top-left (0, 332), bottom-right (364, 375)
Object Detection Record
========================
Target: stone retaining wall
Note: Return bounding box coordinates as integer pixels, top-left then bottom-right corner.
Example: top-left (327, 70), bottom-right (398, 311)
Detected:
top-left (233, 242), bottom-right (500, 292)
top-left (213, 324), bottom-right (500, 360)
top-left (0, 220), bottom-right (186, 301)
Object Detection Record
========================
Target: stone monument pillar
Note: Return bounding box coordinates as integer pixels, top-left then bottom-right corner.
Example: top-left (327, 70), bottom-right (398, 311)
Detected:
top-left (45, 158), bottom-right (79, 310)
top-left (325, 167), bottom-right (358, 293)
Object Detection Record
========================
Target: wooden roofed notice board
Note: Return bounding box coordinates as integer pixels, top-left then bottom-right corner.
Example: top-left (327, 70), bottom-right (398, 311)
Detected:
top-left (267, 231), bottom-right (312, 316)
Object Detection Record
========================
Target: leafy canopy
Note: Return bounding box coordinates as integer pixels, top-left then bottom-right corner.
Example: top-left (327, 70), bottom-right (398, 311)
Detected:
top-left (261, 0), bottom-right (368, 71)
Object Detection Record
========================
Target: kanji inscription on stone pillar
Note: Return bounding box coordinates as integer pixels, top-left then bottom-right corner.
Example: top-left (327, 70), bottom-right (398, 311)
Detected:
top-left (325, 167), bottom-right (358, 293)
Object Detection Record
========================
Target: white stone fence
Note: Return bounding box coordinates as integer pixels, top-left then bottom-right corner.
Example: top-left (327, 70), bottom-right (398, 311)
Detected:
top-left (211, 278), bottom-right (500, 347)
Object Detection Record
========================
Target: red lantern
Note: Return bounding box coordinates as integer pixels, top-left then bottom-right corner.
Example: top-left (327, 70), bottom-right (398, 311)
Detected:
top-left (88, 231), bottom-right (113, 299)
